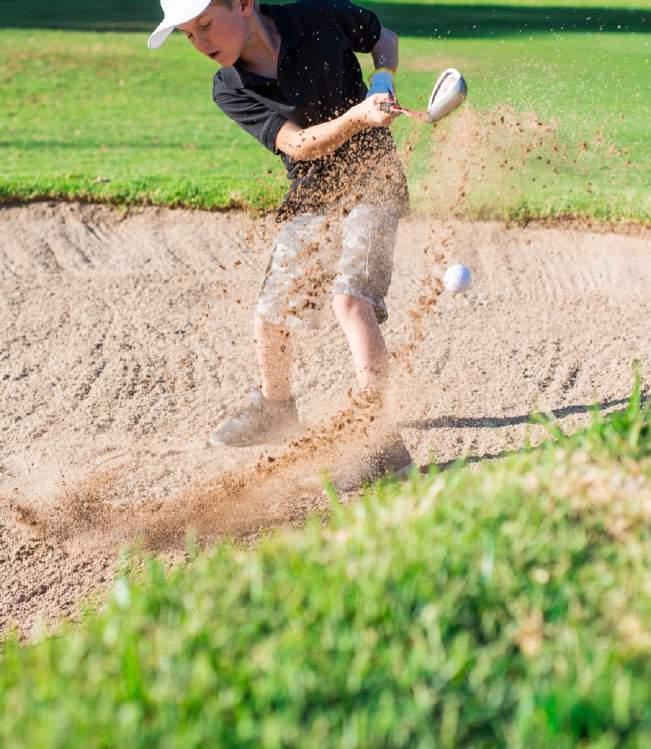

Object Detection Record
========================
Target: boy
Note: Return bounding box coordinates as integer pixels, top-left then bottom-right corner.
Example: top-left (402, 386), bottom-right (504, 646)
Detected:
top-left (149, 0), bottom-right (412, 485)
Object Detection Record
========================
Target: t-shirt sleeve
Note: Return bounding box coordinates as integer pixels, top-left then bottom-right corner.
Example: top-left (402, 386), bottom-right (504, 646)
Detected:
top-left (328, 0), bottom-right (382, 53)
top-left (213, 88), bottom-right (288, 153)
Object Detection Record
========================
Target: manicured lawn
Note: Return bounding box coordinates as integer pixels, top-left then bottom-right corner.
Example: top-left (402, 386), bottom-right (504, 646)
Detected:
top-left (1, 1), bottom-right (649, 218)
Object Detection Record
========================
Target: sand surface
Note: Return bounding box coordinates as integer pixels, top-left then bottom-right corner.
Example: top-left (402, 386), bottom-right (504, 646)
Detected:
top-left (1, 201), bottom-right (649, 637)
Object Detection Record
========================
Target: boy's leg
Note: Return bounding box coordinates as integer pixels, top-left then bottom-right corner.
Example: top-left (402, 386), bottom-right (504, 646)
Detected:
top-left (332, 294), bottom-right (388, 392)
top-left (254, 314), bottom-right (293, 401)
top-left (253, 212), bottom-right (329, 400)
top-left (209, 317), bottom-right (298, 446)
top-left (210, 214), bottom-right (327, 447)
top-left (331, 293), bottom-right (412, 490)
top-left (330, 203), bottom-right (413, 488)
top-left (332, 202), bottom-right (400, 395)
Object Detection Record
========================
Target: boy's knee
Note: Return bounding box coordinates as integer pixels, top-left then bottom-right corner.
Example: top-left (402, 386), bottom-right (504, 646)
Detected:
top-left (332, 294), bottom-right (372, 320)
top-left (255, 314), bottom-right (290, 339)
top-left (254, 313), bottom-right (267, 334)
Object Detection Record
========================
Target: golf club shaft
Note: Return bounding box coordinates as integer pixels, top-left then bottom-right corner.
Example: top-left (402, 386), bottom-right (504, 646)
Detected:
top-left (379, 101), bottom-right (431, 122)
top-left (387, 104), bottom-right (431, 122)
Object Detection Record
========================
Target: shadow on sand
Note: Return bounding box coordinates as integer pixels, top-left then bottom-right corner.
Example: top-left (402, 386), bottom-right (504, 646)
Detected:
top-left (409, 394), bottom-right (648, 474)
top-left (401, 396), bottom-right (630, 432)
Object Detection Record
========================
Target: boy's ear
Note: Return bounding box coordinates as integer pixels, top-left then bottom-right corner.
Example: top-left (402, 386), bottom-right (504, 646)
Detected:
top-left (240, 0), bottom-right (256, 17)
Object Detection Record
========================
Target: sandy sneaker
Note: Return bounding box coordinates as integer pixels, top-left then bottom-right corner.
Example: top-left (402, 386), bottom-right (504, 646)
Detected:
top-left (209, 389), bottom-right (300, 447)
top-left (331, 432), bottom-right (414, 494)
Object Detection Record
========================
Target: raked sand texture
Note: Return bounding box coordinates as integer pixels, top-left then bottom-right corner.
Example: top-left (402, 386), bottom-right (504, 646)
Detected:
top-left (1, 202), bottom-right (649, 637)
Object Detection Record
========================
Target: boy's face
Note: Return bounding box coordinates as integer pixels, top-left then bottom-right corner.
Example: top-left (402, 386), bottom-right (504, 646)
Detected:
top-left (178, 1), bottom-right (251, 66)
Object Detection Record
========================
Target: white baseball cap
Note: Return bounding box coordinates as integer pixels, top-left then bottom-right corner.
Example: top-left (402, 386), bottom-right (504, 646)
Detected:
top-left (148, 0), bottom-right (212, 49)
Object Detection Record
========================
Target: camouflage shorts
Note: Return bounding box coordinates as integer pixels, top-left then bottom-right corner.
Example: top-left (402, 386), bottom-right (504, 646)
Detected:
top-left (256, 203), bottom-right (400, 329)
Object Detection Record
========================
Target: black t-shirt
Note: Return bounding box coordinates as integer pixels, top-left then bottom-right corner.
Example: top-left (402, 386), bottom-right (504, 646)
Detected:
top-left (212, 0), bottom-right (408, 217)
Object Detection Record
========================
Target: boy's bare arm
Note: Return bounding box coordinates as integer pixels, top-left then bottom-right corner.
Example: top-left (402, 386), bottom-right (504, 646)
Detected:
top-left (372, 26), bottom-right (398, 71)
top-left (275, 93), bottom-right (398, 161)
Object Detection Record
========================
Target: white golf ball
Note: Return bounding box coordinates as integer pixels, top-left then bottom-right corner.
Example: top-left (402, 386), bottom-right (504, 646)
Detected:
top-left (443, 264), bottom-right (472, 294)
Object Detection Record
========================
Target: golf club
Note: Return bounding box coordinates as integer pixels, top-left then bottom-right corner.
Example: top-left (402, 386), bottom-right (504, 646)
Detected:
top-left (381, 68), bottom-right (468, 123)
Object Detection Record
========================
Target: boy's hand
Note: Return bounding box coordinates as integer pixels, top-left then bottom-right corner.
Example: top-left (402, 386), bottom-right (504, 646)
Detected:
top-left (348, 94), bottom-right (399, 128)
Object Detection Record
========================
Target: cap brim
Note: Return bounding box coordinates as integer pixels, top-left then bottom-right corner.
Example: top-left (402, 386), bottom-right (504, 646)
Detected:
top-left (147, 0), bottom-right (212, 49)
top-left (148, 23), bottom-right (175, 49)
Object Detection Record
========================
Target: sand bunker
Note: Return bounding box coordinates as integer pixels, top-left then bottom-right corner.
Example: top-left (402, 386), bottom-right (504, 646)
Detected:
top-left (1, 201), bottom-right (649, 637)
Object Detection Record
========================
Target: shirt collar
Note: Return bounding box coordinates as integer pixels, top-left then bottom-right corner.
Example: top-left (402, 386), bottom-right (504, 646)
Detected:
top-left (261, 3), bottom-right (303, 50)
top-left (220, 4), bottom-right (303, 89)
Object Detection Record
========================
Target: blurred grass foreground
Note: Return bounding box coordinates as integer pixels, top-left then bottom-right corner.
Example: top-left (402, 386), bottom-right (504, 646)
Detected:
top-left (1, 380), bottom-right (650, 747)
top-left (0, 0), bottom-right (650, 220)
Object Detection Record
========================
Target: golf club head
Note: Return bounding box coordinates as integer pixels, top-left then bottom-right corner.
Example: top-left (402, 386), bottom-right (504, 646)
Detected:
top-left (427, 68), bottom-right (468, 123)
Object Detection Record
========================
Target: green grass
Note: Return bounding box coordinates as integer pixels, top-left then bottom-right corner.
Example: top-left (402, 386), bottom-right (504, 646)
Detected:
top-left (2, 0), bottom-right (647, 32)
top-left (1, 0), bottom-right (649, 220)
top-left (401, 32), bottom-right (651, 221)
top-left (1, 381), bottom-right (650, 747)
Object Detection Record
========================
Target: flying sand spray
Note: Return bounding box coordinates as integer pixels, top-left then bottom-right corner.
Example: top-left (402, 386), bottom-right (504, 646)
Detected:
top-left (383, 68), bottom-right (472, 295)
